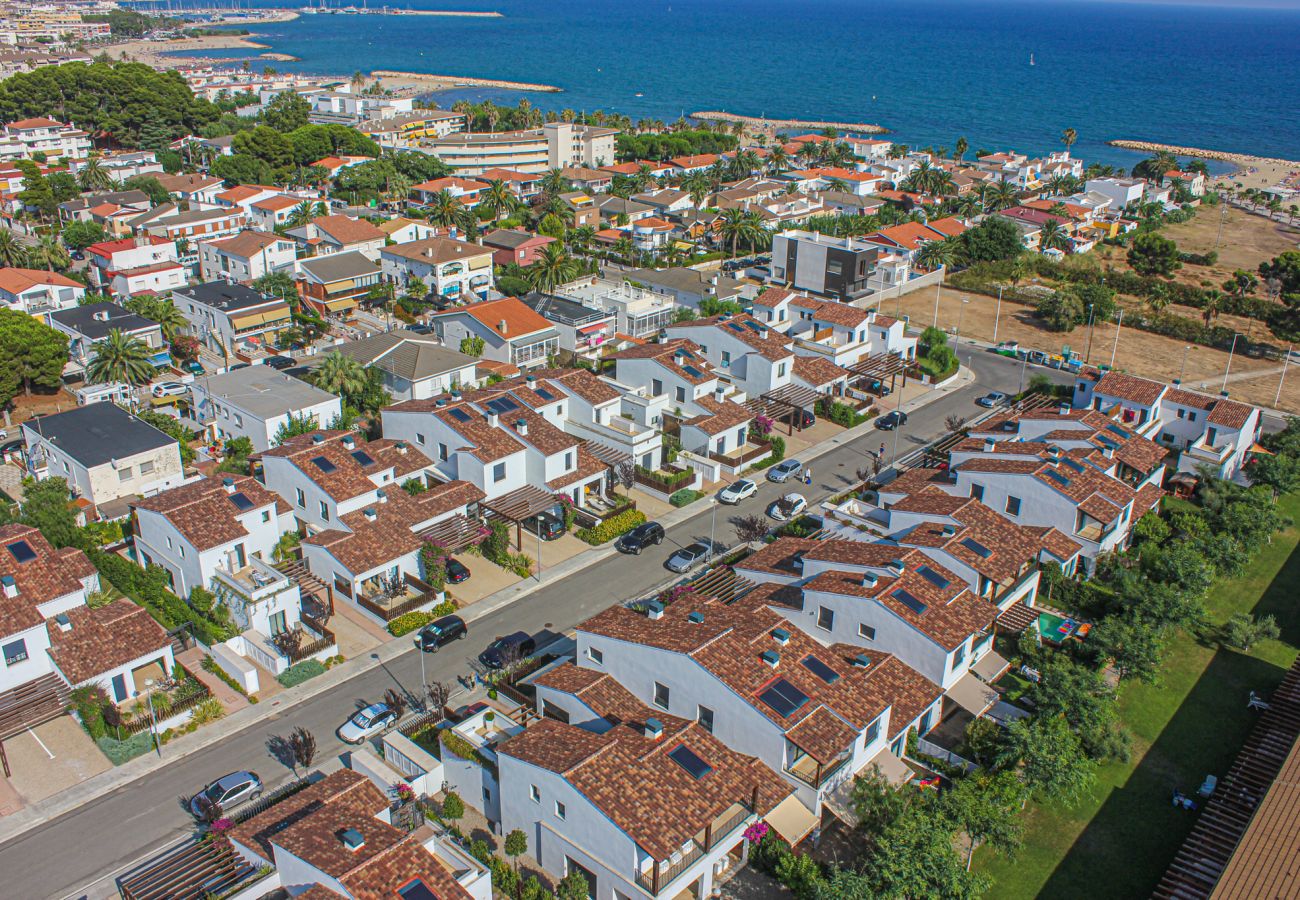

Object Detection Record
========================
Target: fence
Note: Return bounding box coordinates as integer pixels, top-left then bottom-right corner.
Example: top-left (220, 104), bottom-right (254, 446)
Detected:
top-left (356, 589), bottom-right (442, 623)
top-left (286, 616), bottom-right (337, 664)
top-left (117, 666), bottom-right (212, 736)
top-left (230, 776), bottom-right (314, 825)
top-left (915, 737), bottom-right (978, 774)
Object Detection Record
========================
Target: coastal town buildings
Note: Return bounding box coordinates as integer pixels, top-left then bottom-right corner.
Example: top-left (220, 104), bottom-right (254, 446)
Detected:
top-left (427, 296), bottom-right (559, 371)
top-left (172, 281), bottom-right (292, 358)
top-left (0, 116), bottom-right (90, 161)
top-left (49, 301), bottom-right (170, 377)
top-left (0, 266), bottom-right (84, 320)
top-left (423, 123), bottom-right (618, 176)
top-left (189, 365), bottom-right (342, 453)
top-left (379, 234), bottom-right (495, 303)
top-left (327, 329), bottom-right (479, 402)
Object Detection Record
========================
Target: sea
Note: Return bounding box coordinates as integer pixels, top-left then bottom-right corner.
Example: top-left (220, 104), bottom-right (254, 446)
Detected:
top-left (159, 0), bottom-right (1300, 173)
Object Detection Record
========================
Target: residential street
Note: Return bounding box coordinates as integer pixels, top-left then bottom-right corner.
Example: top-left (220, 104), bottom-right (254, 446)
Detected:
top-left (9, 351), bottom-right (1061, 900)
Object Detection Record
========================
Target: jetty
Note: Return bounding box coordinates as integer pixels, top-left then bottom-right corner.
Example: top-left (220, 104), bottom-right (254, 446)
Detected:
top-left (691, 111), bottom-right (888, 135)
top-left (1109, 139), bottom-right (1300, 172)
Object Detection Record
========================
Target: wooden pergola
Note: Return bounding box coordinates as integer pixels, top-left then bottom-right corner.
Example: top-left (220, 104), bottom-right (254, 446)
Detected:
top-left (847, 353), bottom-right (913, 395)
top-left (418, 514), bottom-right (486, 554)
top-left (0, 673), bottom-right (70, 777)
top-left (747, 384), bottom-right (822, 435)
top-left (482, 485), bottom-right (562, 550)
top-left (120, 838), bottom-right (260, 900)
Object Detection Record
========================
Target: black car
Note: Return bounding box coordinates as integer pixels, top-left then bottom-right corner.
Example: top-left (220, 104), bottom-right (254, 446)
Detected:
top-left (875, 410), bottom-right (909, 430)
top-left (522, 511), bottom-right (566, 541)
top-left (418, 614), bottom-right (467, 652)
top-left (796, 409), bottom-right (815, 428)
top-left (616, 521), bottom-right (665, 554)
top-left (479, 631), bottom-right (537, 669)
top-left (263, 355), bottom-right (296, 370)
top-left (406, 323), bottom-right (434, 335)
top-left (444, 557), bottom-right (470, 583)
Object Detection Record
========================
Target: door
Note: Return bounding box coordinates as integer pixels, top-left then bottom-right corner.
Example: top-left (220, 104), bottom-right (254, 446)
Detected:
top-left (269, 611), bottom-right (287, 636)
top-left (111, 673), bottom-right (128, 703)
top-left (919, 708), bottom-right (933, 735)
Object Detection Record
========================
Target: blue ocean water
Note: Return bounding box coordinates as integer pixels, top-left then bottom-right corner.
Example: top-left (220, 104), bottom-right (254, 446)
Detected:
top-left (180, 0), bottom-right (1300, 171)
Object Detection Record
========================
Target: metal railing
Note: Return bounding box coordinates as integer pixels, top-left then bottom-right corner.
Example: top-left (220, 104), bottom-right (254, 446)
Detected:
top-left (634, 803), bottom-right (752, 895)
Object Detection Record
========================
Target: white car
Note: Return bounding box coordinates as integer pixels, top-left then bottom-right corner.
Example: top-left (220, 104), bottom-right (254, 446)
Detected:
top-left (336, 702), bottom-right (398, 744)
top-left (768, 492), bottom-right (807, 522)
top-left (151, 381), bottom-right (188, 398)
top-left (718, 479), bottom-right (758, 504)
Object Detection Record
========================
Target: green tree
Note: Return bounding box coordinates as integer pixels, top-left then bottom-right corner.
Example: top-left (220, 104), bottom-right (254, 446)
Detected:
top-left (995, 715), bottom-right (1096, 805)
top-left (939, 771), bottom-right (1024, 869)
top-left (1038, 219), bottom-right (1070, 253)
top-left (424, 189), bottom-right (461, 227)
top-left (556, 871), bottom-right (590, 900)
top-left (310, 351), bottom-right (368, 400)
top-left (14, 477), bottom-right (87, 549)
top-left (953, 135), bottom-right (969, 163)
top-left (1224, 612), bottom-right (1280, 652)
top-left (253, 270), bottom-right (298, 303)
top-left (1248, 451), bottom-right (1300, 497)
top-left (1061, 127), bottom-right (1077, 154)
top-left (273, 413), bottom-right (322, 446)
top-left (459, 336), bottom-right (485, 357)
top-left (122, 175), bottom-right (171, 206)
top-left (1035, 288), bottom-right (1084, 332)
top-left (718, 207), bottom-right (768, 257)
top-left (261, 91), bottom-right (311, 132)
top-left (0, 230), bottom-right (28, 267)
top-left (1089, 615), bottom-right (1165, 683)
top-left (77, 154), bottom-right (116, 191)
top-left (62, 220), bottom-right (108, 252)
top-left (86, 329), bottom-right (156, 386)
top-left (15, 159), bottom-right (55, 218)
top-left (1127, 231), bottom-right (1181, 277)
top-left (28, 234), bottom-right (69, 272)
top-left (526, 243), bottom-right (579, 293)
top-left (503, 828), bottom-right (528, 872)
top-left (1223, 268), bottom-right (1258, 301)
top-left (0, 310), bottom-right (68, 400)
top-left (440, 790), bottom-right (464, 823)
top-left (915, 237), bottom-right (962, 271)
top-left (482, 179), bottom-right (520, 221)
top-left (867, 801), bottom-right (989, 899)
top-left (1259, 250), bottom-right (1300, 295)
top-left (961, 217), bottom-right (1025, 262)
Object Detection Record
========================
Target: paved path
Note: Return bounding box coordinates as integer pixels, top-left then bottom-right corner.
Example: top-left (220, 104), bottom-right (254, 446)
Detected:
top-left (0, 352), bottom-right (1059, 900)
top-left (177, 648), bottom-right (248, 714)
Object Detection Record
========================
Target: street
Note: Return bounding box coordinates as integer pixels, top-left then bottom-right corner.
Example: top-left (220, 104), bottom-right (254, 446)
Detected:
top-left (8, 352), bottom-right (1056, 899)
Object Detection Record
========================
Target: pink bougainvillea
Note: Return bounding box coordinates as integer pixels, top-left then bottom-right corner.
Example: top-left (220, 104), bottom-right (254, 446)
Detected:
top-left (743, 821), bottom-right (769, 844)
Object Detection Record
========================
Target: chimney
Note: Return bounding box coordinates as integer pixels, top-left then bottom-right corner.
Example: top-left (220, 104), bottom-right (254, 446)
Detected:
top-left (487, 411), bottom-right (500, 428)
top-left (92, 309), bottom-right (110, 322)
top-left (646, 601), bottom-right (665, 620)
top-left (2, 576), bottom-right (17, 599)
top-left (499, 319), bottom-right (509, 335)
top-left (515, 418), bottom-right (528, 437)
top-left (887, 558), bottom-right (906, 576)
top-left (54, 612), bottom-right (71, 632)
top-left (341, 435), bottom-right (356, 449)
top-left (526, 374), bottom-right (537, 385)
top-left (376, 488), bottom-right (388, 504)
top-left (221, 476), bottom-right (236, 494)
top-left (761, 649), bottom-right (781, 668)
top-left (714, 386), bottom-right (726, 403)
top-left (644, 718), bottom-right (664, 740)
top-left (687, 610), bottom-right (704, 624)
top-left (770, 627), bottom-right (791, 645)
top-left (851, 653), bottom-right (872, 669)
top-left (311, 433), bottom-right (325, 444)
top-left (861, 571), bottom-right (878, 588)
top-left (363, 507), bottom-right (377, 522)
top-left (449, 225), bottom-right (458, 240)
top-left (1058, 404), bottom-right (1070, 416)
top-left (395, 441), bottom-right (408, 455)
top-left (983, 438), bottom-right (996, 452)
top-left (436, 398), bottom-right (447, 407)
top-left (941, 524), bottom-right (956, 537)
top-left (340, 828), bottom-right (366, 852)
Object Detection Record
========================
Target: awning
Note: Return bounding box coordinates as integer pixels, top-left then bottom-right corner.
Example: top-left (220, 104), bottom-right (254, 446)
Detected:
top-left (764, 794), bottom-right (819, 846)
top-left (946, 672), bottom-right (999, 716)
top-left (868, 749), bottom-right (914, 785)
top-left (971, 650), bottom-right (1010, 683)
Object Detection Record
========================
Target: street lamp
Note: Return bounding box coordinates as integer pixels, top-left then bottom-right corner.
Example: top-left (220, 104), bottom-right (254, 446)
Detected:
top-left (1222, 332), bottom-right (1242, 393)
top-left (992, 284), bottom-right (1003, 345)
top-left (1109, 308), bottom-right (1124, 369)
top-left (142, 680), bottom-right (161, 758)
top-left (932, 280), bottom-right (942, 327)
top-left (956, 298), bottom-right (969, 356)
top-left (708, 500), bottom-right (717, 566)
top-left (1277, 344), bottom-right (1293, 407)
top-left (1084, 304), bottom-right (1096, 364)
top-left (1178, 345), bottom-right (1193, 383)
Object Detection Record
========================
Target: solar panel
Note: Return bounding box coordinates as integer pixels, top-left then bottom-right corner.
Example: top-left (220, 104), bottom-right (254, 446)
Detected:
top-left (961, 537), bottom-right (992, 559)
top-left (486, 397), bottom-right (518, 415)
top-left (668, 743), bottom-right (713, 779)
top-left (743, 321), bottom-right (764, 332)
top-left (1062, 458), bottom-right (1085, 473)
top-left (758, 678), bottom-right (810, 718)
top-left (534, 387), bottom-right (556, 402)
top-left (726, 322), bottom-right (745, 333)
top-left (800, 655), bottom-right (840, 684)
top-left (397, 880), bottom-right (438, 900)
top-left (1096, 435), bottom-right (1119, 449)
top-left (310, 455), bottom-right (337, 473)
top-left (1106, 424), bottom-right (1130, 439)
top-left (917, 565), bottom-right (951, 589)
top-left (1043, 469), bottom-right (1071, 487)
top-left (683, 365), bottom-right (704, 378)
top-left (448, 407), bottom-right (471, 422)
top-left (5, 540), bottom-right (35, 563)
top-left (228, 492), bottom-right (254, 511)
top-left (891, 588), bottom-right (929, 615)
top-left (350, 449), bottom-right (376, 468)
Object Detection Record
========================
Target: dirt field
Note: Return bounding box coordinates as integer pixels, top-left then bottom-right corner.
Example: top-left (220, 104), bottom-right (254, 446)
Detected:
top-left (2, 389), bottom-right (78, 433)
top-left (889, 285), bottom-right (1300, 413)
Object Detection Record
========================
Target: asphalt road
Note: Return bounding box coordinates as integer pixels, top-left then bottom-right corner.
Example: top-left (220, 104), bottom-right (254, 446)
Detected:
top-left (9, 351), bottom-right (1059, 900)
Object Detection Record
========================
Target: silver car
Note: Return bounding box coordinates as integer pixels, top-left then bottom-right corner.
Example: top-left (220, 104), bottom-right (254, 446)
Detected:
top-left (337, 702), bottom-right (398, 744)
top-left (666, 541), bottom-right (716, 573)
top-left (719, 479), bottom-right (757, 504)
top-left (190, 770), bottom-right (262, 817)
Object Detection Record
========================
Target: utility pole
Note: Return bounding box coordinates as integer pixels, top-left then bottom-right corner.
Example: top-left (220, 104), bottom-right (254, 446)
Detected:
top-left (992, 284), bottom-right (1003, 345)
top-left (1109, 308), bottom-right (1124, 368)
top-left (1277, 344), bottom-right (1293, 407)
top-left (1223, 333), bottom-right (1241, 393)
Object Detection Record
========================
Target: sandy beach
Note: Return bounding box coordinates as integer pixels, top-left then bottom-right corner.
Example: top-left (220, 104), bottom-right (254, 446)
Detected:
top-left (1109, 139), bottom-right (1300, 191)
top-left (691, 110), bottom-right (887, 143)
top-left (371, 70), bottom-right (562, 94)
top-left (105, 34), bottom-right (273, 67)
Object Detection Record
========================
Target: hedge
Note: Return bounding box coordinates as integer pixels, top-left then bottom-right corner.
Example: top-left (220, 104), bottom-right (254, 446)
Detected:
top-left (386, 600), bottom-right (458, 637)
top-left (89, 548), bottom-right (233, 645)
top-left (669, 489), bottom-right (704, 507)
top-left (277, 659), bottom-right (326, 688)
top-left (575, 508), bottom-right (647, 545)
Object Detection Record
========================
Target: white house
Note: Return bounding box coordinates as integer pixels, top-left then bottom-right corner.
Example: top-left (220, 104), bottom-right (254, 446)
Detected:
top-left (190, 365), bottom-right (342, 452)
top-left (86, 235), bottom-right (186, 299)
top-left (198, 230), bottom-right (298, 284)
top-left (380, 234), bottom-right (495, 304)
top-left (664, 313), bottom-right (798, 403)
top-left (0, 267), bottom-right (85, 320)
top-left (427, 297), bottom-right (559, 372)
top-left (50, 301), bottom-right (171, 376)
top-left (0, 117), bottom-right (91, 161)
top-left (327, 330), bottom-right (478, 402)
top-left (172, 282), bottom-right (292, 358)
top-left (286, 214), bottom-right (387, 260)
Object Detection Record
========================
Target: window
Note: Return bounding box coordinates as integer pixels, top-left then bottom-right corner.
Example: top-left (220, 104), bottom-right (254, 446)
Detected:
top-left (234, 414), bottom-right (243, 428)
top-left (564, 451), bottom-right (573, 470)
top-left (697, 705), bottom-right (714, 733)
top-left (1188, 411), bottom-right (1197, 422)
top-left (415, 432), bottom-right (426, 444)
top-left (675, 386), bottom-right (686, 403)
top-left (859, 623), bottom-right (876, 641)
top-left (817, 606), bottom-right (834, 631)
top-left (530, 784), bottom-right (541, 803)
top-left (1177, 408), bottom-right (1185, 419)
top-left (778, 362), bottom-right (787, 378)
top-left (118, 466), bottom-right (133, 481)
top-left (668, 743), bottom-right (713, 779)
top-left (492, 462), bottom-right (506, 483)
top-left (295, 488), bottom-right (305, 508)
top-left (261, 510), bottom-right (271, 523)
top-left (3, 639), bottom-right (28, 666)
top-left (970, 483), bottom-right (984, 502)
top-left (319, 500), bottom-right (329, 521)
top-left (555, 800), bottom-right (566, 820)
top-left (586, 646), bottom-right (603, 665)
top-left (952, 642), bottom-right (967, 668)
top-left (652, 378), bottom-right (663, 397)
top-left (864, 717), bottom-right (881, 746)
top-left (139, 460), bottom-right (155, 475)
top-left (1005, 495), bottom-right (1021, 516)
top-left (438, 443), bottom-right (449, 462)
top-left (720, 350), bottom-right (731, 368)
top-left (653, 681), bottom-right (670, 710)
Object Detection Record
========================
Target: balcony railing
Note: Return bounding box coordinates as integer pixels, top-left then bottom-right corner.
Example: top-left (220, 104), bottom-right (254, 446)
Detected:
top-left (709, 440), bottom-right (771, 467)
top-left (634, 801), bottom-right (753, 895)
top-left (785, 751), bottom-right (850, 788)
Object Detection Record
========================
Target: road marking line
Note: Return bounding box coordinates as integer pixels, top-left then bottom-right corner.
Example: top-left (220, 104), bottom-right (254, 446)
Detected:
top-left (26, 726), bottom-right (54, 760)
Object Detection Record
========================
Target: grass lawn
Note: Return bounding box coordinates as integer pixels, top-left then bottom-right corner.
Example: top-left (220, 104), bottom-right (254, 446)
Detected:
top-left (976, 492), bottom-right (1300, 899)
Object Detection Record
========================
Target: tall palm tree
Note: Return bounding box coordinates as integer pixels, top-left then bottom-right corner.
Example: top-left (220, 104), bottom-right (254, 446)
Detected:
top-left (29, 234), bottom-right (69, 272)
top-left (311, 351), bottom-right (369, 399)
top-left (718, 208), bottom-right (766, 257)
top-left (482, 179), bottom-right (519, 221)
top-left (954, 136), bottom-right (969, 164)
top-left (915, 238), bottom-right (961, 272)
top-left (1039, 220), bottom-right (1069, 253)
top-left (539, 168), bottom-right (571, 197)
top-left (150, 300), bottom-right (189, 342)
top-left (931, 170), bottom-right (956, 196)
top-left (983, 181), bottom-right (1018, 211)
top-left (87, 329), bottom-right (155, 386)
top-left (0, 230), bottom-right (28, 267)
top-left (822, 177), bottom-right (850, 194)
top-left (77, 155), bottom-right (115, 192)
top-left (1061, 128), bottom-right (1078, 155)
top-left (767, 147), bottom-right (790, 174)
top-left (1201, 290), bottom-right (1223, 327)
top-left (287, 200), bottom-right (317, 229)
top-left (425, 190), bottom-right (462, 227)
top-left (681, 173), bottom-right (712, 208)
top-left (567, 225), bottom-right (595, 253)
top-left (527, 243), bottom-right (580, 293)
top-left (633, 163), bottom-right (657, 192)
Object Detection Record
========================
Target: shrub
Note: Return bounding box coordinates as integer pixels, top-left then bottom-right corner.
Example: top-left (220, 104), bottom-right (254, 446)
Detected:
top-left (441, 790), bottom-right (465, 821)
top-left (575, 508), bottom-right (647, 545)
top-left (277, 659), bottom-right (327, 688)
top-left (768, 435), bottom-right (785, 461)
top-left (387, 600), bottom-right (457, 636)
top-left (820, 400), bottom-right (866, 428)
top-left (669, 488), bottom-right (704, 507)
top-left (96, 729), bottom-right (157, 766)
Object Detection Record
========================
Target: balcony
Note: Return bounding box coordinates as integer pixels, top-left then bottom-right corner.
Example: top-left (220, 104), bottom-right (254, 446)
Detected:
top-left (709, 439), bottom-right (771, 468)
top-left (785, 750), bottom-right (851, 789)
top-left (634, 800), bottom-right (753, 895)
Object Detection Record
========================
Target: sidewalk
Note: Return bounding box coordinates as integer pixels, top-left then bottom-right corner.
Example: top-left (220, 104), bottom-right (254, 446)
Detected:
top-left (0, 366), bottom-right (976, 843)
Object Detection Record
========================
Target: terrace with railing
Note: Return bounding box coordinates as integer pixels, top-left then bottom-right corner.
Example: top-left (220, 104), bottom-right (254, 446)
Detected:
top-left (633, 799), bottom-right (754, 896)
top-left (355, 572), bottom-right (448, 623)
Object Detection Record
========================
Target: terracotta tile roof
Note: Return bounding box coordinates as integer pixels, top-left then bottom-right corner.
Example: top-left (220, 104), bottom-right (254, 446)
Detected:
top-left (480, 167), bottom-right (538, 183)
top-left (310, 214), bottom-right (386, 245)
top-left (1135, 482), bottom-right (1165, 514)
top-left (500, 676), bottom-right (792, 861)
top-left (411, 176), bottom-right (488, 193)
top-left (791, 355), bottom-right (850, 388)
top-left (1094, 371), bottom-right (1166, 406)
top-left (251, 194), bottom-right (300, 212)
top-left (8, 116), bottom-right (64, 128)
top-left (384, 236), bottom-right (491, 266)
top-left (685, 396), bottom-right (752, 436)
top-left (0, 524), bottom-right (96, 639)
top-left (1026, 526), bottom-right (1083, 562)
top-left (610, 338), bottom-right (718, 385)
top-left (46, 599), bottom-right (169, 684)
top-left (0, 267), bottom-right (82, 294)
top-left (341, 836), bottom-right (474, 900)
top-left (671, 154), bottom-right (719, 168)
top-left (734, 537), bottom-right (822, 578)
top-left (879, 467), bottom-right (955, 497)
top-left (133, 475), bottom-right (283, 551)
top-left (789, 294), bottom-right (871, 328)
top-left (803, 540), bottom-right (920, 569)
top-left (535, 367), bottom-right (621, 405)
top-left (449, 296), bottom-right (553, 340)
top-left (260, 431), bottom-right (432, 502)
top-left (752, 287), bottom-right (794, 309)
top-left (1206, 397), bottom-right (1256, 430)
top-left (217, 185), bottom-right (269, 203)
top-left (429, 403), bottom-right (527, 463)
top-left (229, 769), bottom-right (388, 861)
top-left (547, 447), bottom-right (607, 490)
top-left (666, 313), bottom-right (794, 362)
top-left (207, 230), bottom-right (285, 258)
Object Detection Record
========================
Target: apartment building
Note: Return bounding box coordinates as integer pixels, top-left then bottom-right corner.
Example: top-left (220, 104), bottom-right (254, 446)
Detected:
top-left (0, 267), bottom-right (84, 320)
top-left (769, 230), bottom-right (881, 299)
top-left (753, 287), bottom-right (916, 367)
top-left (190, 365), bottom-right (342, 453)
top-left (554, 277), bottom-right (676, 339)
top-left (663, 313), bottom-right (798, 402)
top-left (172, 282), bottom-right (292, 357)
top-left (286, 214), bottom-right (386, 260)
top-left (198, 230), bottom-right (297, 284)
top-left (424, 123), bottom-right (618, 176)
top-left (296, 251), bottom-right (383, 317)
top-left (86, 235), bottom-right (186, 299)
top-left (521, 291), bottom-right (617, 362)
top-left (0, 116), bottom-right (91, 161)
top-left (380, 235), bottom-right (495, 303)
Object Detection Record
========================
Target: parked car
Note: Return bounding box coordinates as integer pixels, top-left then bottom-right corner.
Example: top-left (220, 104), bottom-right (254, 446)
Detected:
top-left (666, 541), bottom-right (717, 573)
top-left (0, 439), bottom-right (23, 460)
top-left (875, 411), bottom-right (908, 430)
top-left (616, 521), bottom-right (666, 554)
top-left (417, 614), bottom-right (467, 652)
top-left (479, 631), bottom-right (537, 669)
top-left (444, 557), bottom-right (470, 583)
top-left (521, 511), bottom-right (565, 541)
top-left (337, 702), bottom-right (398, 744)
top-left (182, 360), bottom-right (204, 376)
top-left (189, 770), bottom-right (262, 817)
top-left (865, 379), bottom-right (892, 397)
top-left (718, 479), bottom-right (758, 504)
top-left (976, 391), bottom-right (1008, 408)
top-left (448, 701), bottom-right (488, 723)
top-left (767, 459), bottom-right (803, 483)
top-left (796, 409), bottom-right (815, 428)
top-left (768, 492), bottom-right (808, 521)
top-left (151, 381), bottom-right (187, 398)
top-left (263, 355), bottom-right (295, 370)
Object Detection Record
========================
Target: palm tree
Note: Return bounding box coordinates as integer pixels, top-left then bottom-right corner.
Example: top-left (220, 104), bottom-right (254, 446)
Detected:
top-left (482, 179), bottom-right (519, 221)
top-left (718, 208), bottom-right (767, 257)
top-left (350, 70), bottom-right (366, 91)
top-left (312, 351), bottom-right (369, 399)
top-left (149, 300), bottom-right (189, 342)
top-left (1039, 220), bottom-right (1069, 253)
top-left (954, 136), bottom-right (969, 164)
top-left (822, 177), bottom-right (850, 194)
top-left (681, 173), bottom-right (712, 208)
top-left (767, 147), bottom-right (790, 174)
top-left (1061, 128), bottom-right (1077, 155)
top-left (567, 225), bottom-right (595, 253)
top-left (0, 230), bottom-right (28, 267)
top-left (77, 155), bottom-right (115, 192)
top-left (983, 181), bottom-right (1018, 211)
top-left (915, 238), bottom-right (961, 272)
top-left (287, 200), bottom-right (317, 229)
top-left (1201, 290), bottom-right (1223, 327)
top-left (29, 234), bottom-right (69, 272)
top-left (611, 236), bottom-right (633, 261)
top-left (539, 168), bottom-right (571, 197)
top-left (87, 329), bottom-right (155, 386)
top-left (425, 190), bottom-right (462, 227)
top-left (931, 170), bottom-right (956, 196)
top-left (633, 163), bottom-right (657, 192)
top-left (1145, 283), bottom-right (1171, 312)
top-left (527, 243), bottom-right (580, 293)
top-left (1009, 254), bottom-right (1032, 290)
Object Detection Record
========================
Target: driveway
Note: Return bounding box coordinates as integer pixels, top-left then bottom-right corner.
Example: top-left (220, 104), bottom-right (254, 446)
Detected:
top-left (1, 717), bottom-right (111, 813)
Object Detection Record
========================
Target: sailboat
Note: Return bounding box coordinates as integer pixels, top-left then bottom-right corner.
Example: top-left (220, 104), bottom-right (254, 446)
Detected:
top-left (1029, 53), bottom-right (1035, 66)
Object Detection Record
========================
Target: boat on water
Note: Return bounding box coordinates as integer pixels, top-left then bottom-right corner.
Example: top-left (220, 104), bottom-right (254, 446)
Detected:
top-left (1029, 53), bottom-right (1035, 66)
top-left (635, 92), bottom-right (643, 97)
